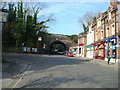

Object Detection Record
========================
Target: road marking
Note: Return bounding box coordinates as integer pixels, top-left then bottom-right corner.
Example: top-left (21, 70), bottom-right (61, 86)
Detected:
top-left (12, 64), bottom-right (31, 88)
top-left (12, 65), bottom-right (31, 88)
top-left (12, 55), bottom-right (45, 88)
top-left (73, 65), bottom-right (79, 68)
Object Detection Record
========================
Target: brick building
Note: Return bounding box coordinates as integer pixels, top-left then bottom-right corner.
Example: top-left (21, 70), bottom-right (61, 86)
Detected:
top-left (77, 35), bottom-right (87, 57)
top-left (103, 1), bottom-right (119, 63)
top-left (92, 0), bottom-right (120, 63)
top-left (93, 13), bottom-right (105, 60)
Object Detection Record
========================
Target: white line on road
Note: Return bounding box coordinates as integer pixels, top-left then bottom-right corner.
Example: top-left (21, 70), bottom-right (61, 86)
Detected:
top-left (12, 64), bottom-right (31, 88)
top-left (73, 65), bottom-right (79, 68)
top-left (12, 55), bottom-right (45, 88)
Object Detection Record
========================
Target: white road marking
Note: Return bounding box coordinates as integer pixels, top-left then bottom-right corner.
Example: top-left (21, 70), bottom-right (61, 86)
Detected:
top-left (13, 64), bottom-right (31, 88)
top-left (73, 65), bottom-right (79, 68)
top-left (13, 55), bottom-right (45, 88)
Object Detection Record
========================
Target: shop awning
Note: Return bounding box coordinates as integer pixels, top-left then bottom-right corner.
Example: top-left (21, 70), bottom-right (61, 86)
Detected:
top-left (91, 41), bottom-right (104, 46)
top-left (78, 43), bottom-right (84, 46)
top-left (98, 41), bottom-right (104, 44)
top-left (85, 45), bottom-right (94, 48)
top-left (91, 43), bottom-right (97, 46)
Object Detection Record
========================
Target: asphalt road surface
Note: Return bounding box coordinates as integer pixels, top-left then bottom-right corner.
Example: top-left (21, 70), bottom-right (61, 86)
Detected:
top-left (2, 54), bottom-right (118, 88)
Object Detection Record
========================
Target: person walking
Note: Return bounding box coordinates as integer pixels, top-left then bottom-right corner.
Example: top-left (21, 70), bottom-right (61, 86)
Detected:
top-left (107, 55), bottom-right (111, 65)
top-left (107, 52), bottom-right (111, 65)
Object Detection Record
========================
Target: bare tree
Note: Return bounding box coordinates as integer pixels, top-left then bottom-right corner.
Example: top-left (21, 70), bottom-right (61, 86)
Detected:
top-left (79, 11), bottom-right (97, 26)
top-left (78, 11), bottom-right (97, 35)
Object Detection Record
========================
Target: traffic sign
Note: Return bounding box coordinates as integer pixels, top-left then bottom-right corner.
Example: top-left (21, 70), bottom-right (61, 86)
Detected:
top-left (38, 37), bottom-right (42, 41)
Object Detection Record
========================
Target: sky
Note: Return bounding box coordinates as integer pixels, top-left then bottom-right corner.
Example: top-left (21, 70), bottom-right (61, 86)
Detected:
top-left (37, 2), bottom-right (110, 35)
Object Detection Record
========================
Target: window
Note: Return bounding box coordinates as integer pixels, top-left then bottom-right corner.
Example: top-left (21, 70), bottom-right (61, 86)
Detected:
top-left (101, 30), bottom-right (103, 39)
top-left (96, 33), bottom-right (98, 41)
top-left (112, 24), bottom-right (115, 35)
top-left (109, 12), bottom-right (111, 20)
top-left (106, 27), bottom-right (109, 37)
top-left (97, 18), bottom-right (101, 28)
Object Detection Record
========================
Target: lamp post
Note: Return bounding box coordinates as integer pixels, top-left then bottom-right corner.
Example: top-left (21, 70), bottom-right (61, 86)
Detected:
top-left (22, 43), bottom-right (24, 52)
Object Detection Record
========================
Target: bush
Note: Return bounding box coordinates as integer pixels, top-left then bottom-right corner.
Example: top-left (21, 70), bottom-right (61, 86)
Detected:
top-left (2, 46), bottom-right (19, 53)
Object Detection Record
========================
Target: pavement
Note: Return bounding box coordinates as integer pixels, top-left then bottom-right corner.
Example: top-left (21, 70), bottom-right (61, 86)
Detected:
top-left (75, 56), bottom-right (119, 69)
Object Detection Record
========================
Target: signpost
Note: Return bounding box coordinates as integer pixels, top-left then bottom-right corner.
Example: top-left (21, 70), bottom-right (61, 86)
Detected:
top-left (38, 37), bottom-right (42, 41)
top-left (37, 37), bottom-right (42, 53)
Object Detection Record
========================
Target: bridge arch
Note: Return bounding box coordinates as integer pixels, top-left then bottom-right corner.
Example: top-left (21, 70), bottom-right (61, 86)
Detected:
top-left (50, 40), bottom-right (66, 54)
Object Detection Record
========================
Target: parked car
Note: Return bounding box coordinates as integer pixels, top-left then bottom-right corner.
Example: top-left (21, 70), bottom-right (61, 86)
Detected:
top-left (65, 51), bottom-right (69, 56)
top-left (67, 52), bottom-right (74, 57)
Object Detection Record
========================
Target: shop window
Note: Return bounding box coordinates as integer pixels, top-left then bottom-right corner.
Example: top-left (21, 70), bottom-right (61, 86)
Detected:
top-left (79, 48), bottom-right (81, 54)
top-left (112, 50), bottom-right (116, 58)
top-left (98, 49), bottom-right (102, 56)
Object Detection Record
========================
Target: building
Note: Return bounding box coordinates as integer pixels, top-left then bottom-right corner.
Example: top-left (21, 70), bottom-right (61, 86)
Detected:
top-left (76, 0), bottom-right (120, 63)
top-left (118, 1), bottom-right (120, 64)
top-left (91, 0), bottom-right (120, 63)
top-left (86, 23), bottom-right (94, 58)
top-left (77, 35), bottom-right (87, 57)
top-left (93, 13), bottom-right (105, 60)
top-left (103, 1), bottom-right (119, 63)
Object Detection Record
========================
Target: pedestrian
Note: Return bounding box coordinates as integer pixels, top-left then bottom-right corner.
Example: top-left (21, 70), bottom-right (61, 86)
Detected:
top-left (107, 55), bottom-right (111, 65)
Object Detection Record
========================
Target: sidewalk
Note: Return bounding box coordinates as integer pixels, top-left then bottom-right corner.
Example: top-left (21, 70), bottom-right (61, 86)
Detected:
top-left (75, 56), bottom-right (119, 69)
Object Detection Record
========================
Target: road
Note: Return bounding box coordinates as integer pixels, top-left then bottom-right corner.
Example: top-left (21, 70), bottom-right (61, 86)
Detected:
top-left (2, 54), bottom-right (118, 88)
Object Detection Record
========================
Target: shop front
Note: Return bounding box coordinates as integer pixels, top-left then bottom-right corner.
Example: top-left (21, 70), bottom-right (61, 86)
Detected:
top-left (86, 44), bottom-right (94, 58)
top-left (105, 36), bottom-right (117, 63)
top-left (77, 43), bottom-right (84, 57)
top-left (92, 41), bottom-right (105, 60)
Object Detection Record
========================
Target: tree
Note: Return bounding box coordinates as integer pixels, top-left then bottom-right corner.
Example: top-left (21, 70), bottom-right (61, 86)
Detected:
top-left (13, 2), bottom-right (25, 48)
top-left (82, 23), bottom-right (87, 35)
top-left (79, 11), bottom-right (97, 35)
top-left (2, 1), bottom-right (56, 53)
top-left (79, 11), bottom-right (97, 26)
top-left (70, 34), bottom-right (78, 44)
top-left (2, 3), bottom-right (16, 46)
